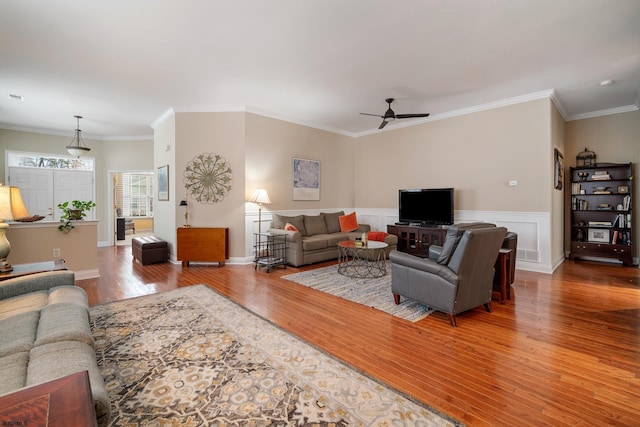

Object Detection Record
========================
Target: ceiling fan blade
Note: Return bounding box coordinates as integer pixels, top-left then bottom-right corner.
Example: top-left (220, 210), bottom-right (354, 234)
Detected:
top-left (395, 113), bottom-right (430, 119)
top-left (360, 112), bottom-right (383, 117)
top-left (378, 120), bottom-right (388, 129)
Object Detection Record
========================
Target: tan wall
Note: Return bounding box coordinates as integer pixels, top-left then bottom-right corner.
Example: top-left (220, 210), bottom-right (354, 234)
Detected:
top-left (551, 102), bottom-right (566, 266)
top-left (353, 98), bottom-right (552, 212)
top-left (6, 221), bottom-right (98, 276)
top-left (245, 113), bottom-right (354, 211)
top-left (565, 110), bottom-right (640, 259)
top-left (172, 112), bottom-right (247, 259)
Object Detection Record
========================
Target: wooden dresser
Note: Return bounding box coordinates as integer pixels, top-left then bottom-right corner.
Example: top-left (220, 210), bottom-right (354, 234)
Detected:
top-left (177, 227), bottom-right (229, 267)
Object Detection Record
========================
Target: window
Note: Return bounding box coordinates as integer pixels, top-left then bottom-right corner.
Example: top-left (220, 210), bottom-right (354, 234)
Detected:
top-left (115, 173), bottom-right (154, 217)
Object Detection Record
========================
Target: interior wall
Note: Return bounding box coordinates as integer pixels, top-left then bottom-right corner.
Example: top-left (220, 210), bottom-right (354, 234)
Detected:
top-left (565, 110), bottom-right (640, 261)
top-left (550, 101), bottom-right (566, 268)
top-left (152, 114), bottom-right (177, 254)
top-left (172, 112), bottom-right (247, 260)
top-left (353, 98), bottom-right (551, 212)
top-left (245, 113), bottom-right (355, 211)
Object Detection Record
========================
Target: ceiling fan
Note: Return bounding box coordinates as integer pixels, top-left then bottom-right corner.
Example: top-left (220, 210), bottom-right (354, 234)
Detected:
top-left (360, 98), bottom-right (430, 129)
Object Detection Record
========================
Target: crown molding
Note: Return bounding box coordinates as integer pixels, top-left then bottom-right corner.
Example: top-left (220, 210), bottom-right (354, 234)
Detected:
top-left (567, 104), bottom-right (639, 121)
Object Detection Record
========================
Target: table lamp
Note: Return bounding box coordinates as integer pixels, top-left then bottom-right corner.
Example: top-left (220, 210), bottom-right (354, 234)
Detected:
top-left (0, 185), bottom-right (31, 272)
top-left (179, 199), bottom-right (189, 227)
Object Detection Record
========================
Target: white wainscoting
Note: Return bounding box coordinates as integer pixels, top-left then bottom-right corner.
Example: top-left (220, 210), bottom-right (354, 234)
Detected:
top-left (245, 208), bottom-right (555, 273)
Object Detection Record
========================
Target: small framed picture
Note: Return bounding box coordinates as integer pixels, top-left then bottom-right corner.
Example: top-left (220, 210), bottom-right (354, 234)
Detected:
top-left (617, 185), bottom-right (629, 194)
top-left (588, 228), bottom-right (610, 243)
top-left (157, 165), bottom-right (169, 201)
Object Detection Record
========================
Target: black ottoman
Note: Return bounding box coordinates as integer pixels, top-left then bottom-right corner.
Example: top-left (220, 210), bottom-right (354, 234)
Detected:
top-left (132, 236), bottom-right (168, 266)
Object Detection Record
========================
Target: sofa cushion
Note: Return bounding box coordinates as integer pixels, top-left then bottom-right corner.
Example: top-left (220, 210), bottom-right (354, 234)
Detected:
top-left (0, 291), bottom-right (48, 321)
top-left (304, 214), bottom-right (328, 236)
top-left (339, 212), bottom-right (359, 232)
top-left (302, 237), bottom-right (329, 251)
top-left (0, 310), bottom-right (39, 357)
top-left (35, 303), bottom-right (94, 348)
top-left (48, 285), bottom-right (89, 308)
top-left (323, 211), bottom-right (344, 233)
top-left (0, 351), bottom-right (29, 395)
top-left (272, 214), bottom-right (307, 236)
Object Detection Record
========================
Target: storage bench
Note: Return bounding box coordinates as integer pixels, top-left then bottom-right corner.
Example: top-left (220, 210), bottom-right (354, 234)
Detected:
top-left (132, 236), bottom-right (168, 266)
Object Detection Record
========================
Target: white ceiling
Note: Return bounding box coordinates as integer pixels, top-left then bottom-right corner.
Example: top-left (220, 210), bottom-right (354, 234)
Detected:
top-left (1, 0), bottom-right (639, 140)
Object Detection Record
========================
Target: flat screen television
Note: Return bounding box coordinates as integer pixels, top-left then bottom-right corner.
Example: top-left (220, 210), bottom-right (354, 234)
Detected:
top-left (398, 188), bottom-right (454, 226)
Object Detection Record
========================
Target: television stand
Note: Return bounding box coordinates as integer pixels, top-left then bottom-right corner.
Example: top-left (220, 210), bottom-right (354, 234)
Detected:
top-left (387, 224), bottom-right (447, 258)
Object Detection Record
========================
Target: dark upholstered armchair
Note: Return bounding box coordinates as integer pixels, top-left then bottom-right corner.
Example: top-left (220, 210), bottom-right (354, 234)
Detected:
top-left (390, 224), bottom-right (507, 327)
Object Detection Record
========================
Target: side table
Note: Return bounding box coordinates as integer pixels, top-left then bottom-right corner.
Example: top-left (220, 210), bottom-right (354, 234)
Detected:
top-left (254, 233), bottom-right (287, 272)
top-left (0, 370), bottom-right (97, 427)
top-left (493, 248), bottom-right (513, 304)
top-left (0, 259), bottom-right (67, 281)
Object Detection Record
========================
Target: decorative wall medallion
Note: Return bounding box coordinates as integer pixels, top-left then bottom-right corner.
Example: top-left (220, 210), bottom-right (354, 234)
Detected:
top-left (183, 153), bottom-right (232, 203)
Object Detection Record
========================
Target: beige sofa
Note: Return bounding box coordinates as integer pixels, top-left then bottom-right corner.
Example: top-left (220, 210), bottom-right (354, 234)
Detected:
top-left (0, 271), bottom-right (110, 426)
top-left (268, 211), bottom-right (398, 267)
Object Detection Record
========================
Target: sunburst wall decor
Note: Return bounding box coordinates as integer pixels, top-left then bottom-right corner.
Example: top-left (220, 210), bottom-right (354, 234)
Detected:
top-left (183, 153), bottom-right (232, 203)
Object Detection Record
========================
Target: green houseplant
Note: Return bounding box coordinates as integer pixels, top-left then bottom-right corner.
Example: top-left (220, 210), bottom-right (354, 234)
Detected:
top-left (58, 200), bottom-right (96, 233)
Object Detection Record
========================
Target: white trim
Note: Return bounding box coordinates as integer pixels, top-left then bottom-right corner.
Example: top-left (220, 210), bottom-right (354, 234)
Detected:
top-left (244, 207), bottom-right (556, 273)
top-left (567, 104), bottom-right (639, 121)
top-left (150, 107), bottom-right (175, 130)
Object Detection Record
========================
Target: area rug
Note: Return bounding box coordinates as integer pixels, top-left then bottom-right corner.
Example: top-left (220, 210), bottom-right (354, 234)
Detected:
top-left (282, 262), bottom-right (433, 322)
top-left (90, 285), bottom-right (460, 426)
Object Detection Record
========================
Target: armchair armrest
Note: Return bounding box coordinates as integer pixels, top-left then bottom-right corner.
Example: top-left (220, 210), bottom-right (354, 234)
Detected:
top-left (389, 250), bottom-right (457, 284)
top-left (428, 245), bottom-right (443, 261)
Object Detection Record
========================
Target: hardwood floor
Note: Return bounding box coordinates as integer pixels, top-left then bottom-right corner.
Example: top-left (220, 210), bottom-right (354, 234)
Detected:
top-left (78, 245), bottom-right (640, 426)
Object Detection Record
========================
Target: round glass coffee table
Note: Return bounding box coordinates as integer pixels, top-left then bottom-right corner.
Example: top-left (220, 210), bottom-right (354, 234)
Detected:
top-left (337, 240), bottom-right (388, 278)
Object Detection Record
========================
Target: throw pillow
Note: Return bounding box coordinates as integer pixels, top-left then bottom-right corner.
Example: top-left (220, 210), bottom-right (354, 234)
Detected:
top-left (284, 223), bottom-right (298, 232)
top-left (338, 212), bottom-right (359, 232)
top-left (304, 214), bottom-right (328, 236)
top-left (323, 211), bottom-right (344, 234)
top-left (272, 214), bottom-right (307, 236)
top-left (368, 231), bottom-right (388, 242)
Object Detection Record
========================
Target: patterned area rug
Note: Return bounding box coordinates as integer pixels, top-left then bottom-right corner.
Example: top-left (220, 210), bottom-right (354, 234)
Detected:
top-left (90, 285), bottom-right (460, 426)
top-left (282, 262), bottom-right (433, 322)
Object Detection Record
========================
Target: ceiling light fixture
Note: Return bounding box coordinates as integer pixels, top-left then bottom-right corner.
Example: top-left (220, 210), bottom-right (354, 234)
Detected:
top-left (8, 94), bottom-right (24, 101)
top-left (65, 115), bottom-right (91, 157)
top-left (600, 79), bottom-right (614, 87)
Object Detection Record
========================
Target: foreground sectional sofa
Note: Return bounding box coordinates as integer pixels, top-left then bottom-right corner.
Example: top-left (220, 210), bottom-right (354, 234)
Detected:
top-left (268, 211), bottom-right (398, 267)
top-left (0, 270), bottom-right (110, 427)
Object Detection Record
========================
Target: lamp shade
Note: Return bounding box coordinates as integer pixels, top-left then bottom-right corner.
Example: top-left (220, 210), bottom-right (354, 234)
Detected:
top-left (250, 189), bottom-right (271, 205)
top-left (0, 186), bottom-right (30, 221)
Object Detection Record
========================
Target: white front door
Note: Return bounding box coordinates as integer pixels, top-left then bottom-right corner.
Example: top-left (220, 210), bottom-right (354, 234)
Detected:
top-left (9, 167), bottom-right (54, 219)
top-left (54, 170), bottom-right (95, 220)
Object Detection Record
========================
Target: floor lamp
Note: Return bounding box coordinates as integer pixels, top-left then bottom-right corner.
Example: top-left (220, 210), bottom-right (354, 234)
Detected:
top-left (0, 185), bottom-right (31, 272)
top-left (250, 189), bottom-right (271, 258)
top-left (250, 189), bottom-right (271, 235)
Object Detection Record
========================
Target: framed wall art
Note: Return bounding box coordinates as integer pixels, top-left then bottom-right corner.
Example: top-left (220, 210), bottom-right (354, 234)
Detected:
top-left (292, 157), bottom-right (320, 201)
top-left (554, 148), bottom-right (564, 190)
top-left (157, 165), bottom-right (169, 201)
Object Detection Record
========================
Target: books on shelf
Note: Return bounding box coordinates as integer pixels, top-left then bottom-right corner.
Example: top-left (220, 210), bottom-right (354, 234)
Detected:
top-left (588, 221), bottom-right (612, 227)
top-left (591, 172), bottom-right (611, 180)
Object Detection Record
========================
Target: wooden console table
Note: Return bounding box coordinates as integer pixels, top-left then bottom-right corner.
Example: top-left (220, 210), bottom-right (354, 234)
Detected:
top-left (177, 227), bottom-right (229, 267)
top-left (387, 224), bottom-right (447, 258)
top-left (0, 259), bottom-right (67, 281)
top-left (0, 371), bottom-right (96, 427)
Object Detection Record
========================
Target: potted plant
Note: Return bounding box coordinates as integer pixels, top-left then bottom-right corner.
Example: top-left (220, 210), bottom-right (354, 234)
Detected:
top-left (58, 200), bottom-right (96, 233)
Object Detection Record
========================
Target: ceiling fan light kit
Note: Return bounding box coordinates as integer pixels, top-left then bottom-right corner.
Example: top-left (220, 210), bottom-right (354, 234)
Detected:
top-left (360, 98), bottom-right (430, 129)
